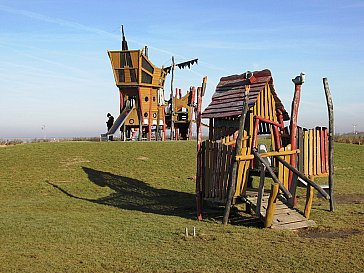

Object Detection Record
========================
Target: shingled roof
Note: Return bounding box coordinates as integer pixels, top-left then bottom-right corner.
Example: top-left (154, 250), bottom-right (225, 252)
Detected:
top-left (202, 69), bottom-right (289, 120)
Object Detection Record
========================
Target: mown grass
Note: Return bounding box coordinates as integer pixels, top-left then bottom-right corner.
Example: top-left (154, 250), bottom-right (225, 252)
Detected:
top-left (0, 141), bottom-right (363, 272)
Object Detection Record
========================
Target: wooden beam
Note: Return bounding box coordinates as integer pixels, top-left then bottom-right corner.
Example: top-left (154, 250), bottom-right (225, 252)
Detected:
top-left (235, 149), bottom-right (300, 161)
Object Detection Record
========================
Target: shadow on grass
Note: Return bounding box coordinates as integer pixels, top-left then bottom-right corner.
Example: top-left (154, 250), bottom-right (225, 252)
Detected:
top-left (47, 167), bottom-right (196, 219)
top-left (202, 207), bottom-right (264, 228)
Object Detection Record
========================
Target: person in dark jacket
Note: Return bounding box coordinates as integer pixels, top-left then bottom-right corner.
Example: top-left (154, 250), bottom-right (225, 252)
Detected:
top-left (106, 113), bottom-right (114, 131)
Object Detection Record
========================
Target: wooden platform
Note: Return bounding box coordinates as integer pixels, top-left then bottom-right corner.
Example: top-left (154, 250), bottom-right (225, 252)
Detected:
top-left (245, 193), bottom-right (316, 230)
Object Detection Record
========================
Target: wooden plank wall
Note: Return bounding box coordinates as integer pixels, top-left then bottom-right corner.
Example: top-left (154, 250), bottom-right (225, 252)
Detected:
top-left (251, 85), bottom-right (278, 124)
top-left (249, 84), bottom-right (279, 148)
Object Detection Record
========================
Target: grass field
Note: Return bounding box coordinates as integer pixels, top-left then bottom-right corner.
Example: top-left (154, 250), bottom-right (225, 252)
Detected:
top-left (0, 141), bottom-right (363, 272)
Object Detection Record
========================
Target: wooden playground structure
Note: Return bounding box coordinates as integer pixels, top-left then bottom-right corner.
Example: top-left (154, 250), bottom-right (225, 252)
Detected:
top-left (102, 27), bottom-right (196, 141)
top-left (195, 69), bottom-right (334, 230)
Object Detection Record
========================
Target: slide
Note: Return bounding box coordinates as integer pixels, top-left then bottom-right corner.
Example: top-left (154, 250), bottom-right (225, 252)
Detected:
top-left (106, 101), bottom-right (134, 135)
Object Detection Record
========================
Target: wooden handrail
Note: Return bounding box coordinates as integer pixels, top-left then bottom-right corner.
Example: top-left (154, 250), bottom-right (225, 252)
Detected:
top-left (235, 149), bottom-right (300, 161)
top-left (274, 156), bottom-right (330, 199)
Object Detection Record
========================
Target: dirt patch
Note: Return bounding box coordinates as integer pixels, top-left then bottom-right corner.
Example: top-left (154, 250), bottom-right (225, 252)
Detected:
top-left (298, 228), bottom-right (362, 239)
top-left (335, 194), bottom-right (364, 204)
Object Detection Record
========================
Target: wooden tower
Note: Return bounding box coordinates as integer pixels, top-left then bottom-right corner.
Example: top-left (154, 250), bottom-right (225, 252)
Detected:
top-left (107, 29), bottom-right (168, 141)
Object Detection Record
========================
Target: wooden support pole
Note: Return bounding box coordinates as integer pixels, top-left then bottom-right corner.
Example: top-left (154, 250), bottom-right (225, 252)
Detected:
top-left (256, 164), bottom-right (266, 216)
top-left (304, 184), bottom-right (314, 219)
top-left (170, 56), bottom-right (175, 140)
top-left (189, 87), bottom-right (195, 140)
top-left (148, 88), bottom-right (152, 141)
top-left (288, 79), bottom-right (303, 190)
top-left (323, 78), bottom-right (335, 211)
top-left (223, 85), bottom-right (250, 225)
top-left (137, 87), bottom-right (143, 141)
top-left (265, 183), bottom-right (279, 228)
top-left (196, 78), bottom-right (207, 221)
top-left (156, 89), bottom-right (161, 141)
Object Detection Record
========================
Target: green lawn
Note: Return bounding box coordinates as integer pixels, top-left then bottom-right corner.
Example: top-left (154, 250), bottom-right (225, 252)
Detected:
top-left (0, 141), bottom-right (363, 272)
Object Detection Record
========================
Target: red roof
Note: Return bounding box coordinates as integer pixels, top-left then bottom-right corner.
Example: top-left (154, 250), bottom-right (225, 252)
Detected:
top-left (202, 69), bottom-right (289, 120)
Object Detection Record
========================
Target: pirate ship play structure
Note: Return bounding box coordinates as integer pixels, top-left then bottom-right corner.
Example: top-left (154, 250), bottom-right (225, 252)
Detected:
top-left (195, 69), bottom-right (334, 230)
top-left (102, 27), bottom-right (197, 141)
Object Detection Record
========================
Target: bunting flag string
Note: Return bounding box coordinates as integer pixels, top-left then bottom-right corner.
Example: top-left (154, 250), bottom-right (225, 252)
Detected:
top-left (163, 58), bottom-right (198, 74)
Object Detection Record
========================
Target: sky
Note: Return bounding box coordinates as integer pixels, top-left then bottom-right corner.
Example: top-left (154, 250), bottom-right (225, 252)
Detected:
top-left (0, 0), bottom-right (363, 138)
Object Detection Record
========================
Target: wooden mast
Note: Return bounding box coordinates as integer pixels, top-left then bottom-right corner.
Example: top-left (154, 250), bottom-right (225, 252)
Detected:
top-left (323, 78), bottom-right (335, 211)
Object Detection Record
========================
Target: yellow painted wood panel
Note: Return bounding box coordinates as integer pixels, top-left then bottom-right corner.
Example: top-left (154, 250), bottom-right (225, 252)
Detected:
top-left (304, 130), bottom-right (309, 176)
top-left (283, 145), bottom-right (291, 189)
top-left (278, 147), bottom-right (284, 187)
top-left (309, 130), bottom-right (313, 176)
top-left (271, 95), bottom-right (278, 123)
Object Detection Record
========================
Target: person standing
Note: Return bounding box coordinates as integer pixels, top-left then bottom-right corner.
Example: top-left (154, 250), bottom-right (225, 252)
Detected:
top-left (106, 113), bottom-right (114, 131)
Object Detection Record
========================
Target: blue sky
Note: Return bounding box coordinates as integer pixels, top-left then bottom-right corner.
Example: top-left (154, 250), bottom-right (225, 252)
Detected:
top-left (0, 0), bottom-right (363, 138)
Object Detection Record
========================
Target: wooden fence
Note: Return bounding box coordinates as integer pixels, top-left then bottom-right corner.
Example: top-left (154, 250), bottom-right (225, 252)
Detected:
top-left (297, 127), bottom-right (329, 178)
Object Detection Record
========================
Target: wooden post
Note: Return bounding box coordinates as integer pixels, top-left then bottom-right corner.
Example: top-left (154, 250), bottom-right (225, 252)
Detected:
top-left (189, 87), bottom-right (195, 140)
top-left (323, 78), bottom-right (335, 211)
top-left (196, 79), bottom-right (207, 221)
top-left (156, 89), bottom-right (161, 141)
top-left (304, 184), bottom-right (314, 219)
top-left (223, 85), bottom-right (250, 225)
top-left (265, 183), bottom-right (279, 228)
top-left (288, 76), bottom-right (303, 190)
top-left (148, 88), bottom-right (152, 141)
top-left (170, 56), bottom-right (175, 140)
top-left (256, 164), bottom-right (266, 216)
top-left (119, 90), bottom-right (125, 141)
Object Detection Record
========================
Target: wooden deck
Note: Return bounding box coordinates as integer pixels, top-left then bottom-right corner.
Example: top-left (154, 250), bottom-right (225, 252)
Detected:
top-left (245, 192), bottom-right (316, 230)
